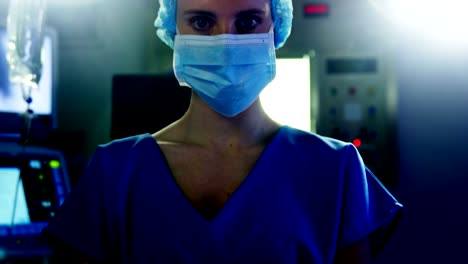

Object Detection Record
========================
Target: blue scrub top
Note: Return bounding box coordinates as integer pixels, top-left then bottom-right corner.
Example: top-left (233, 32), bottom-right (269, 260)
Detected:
top-left (43, 126), bottom-right (402, 263)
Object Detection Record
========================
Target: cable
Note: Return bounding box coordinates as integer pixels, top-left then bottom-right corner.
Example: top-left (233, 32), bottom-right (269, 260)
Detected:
top-left (10, 169), bottom-right (22, 229)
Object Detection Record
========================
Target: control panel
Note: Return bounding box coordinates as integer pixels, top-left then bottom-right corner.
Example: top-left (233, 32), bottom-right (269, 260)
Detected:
top-left (311, 51), bottom-right (398, 184)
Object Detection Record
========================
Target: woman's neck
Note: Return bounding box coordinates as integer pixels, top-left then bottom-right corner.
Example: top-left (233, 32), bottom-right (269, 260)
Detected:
top-left (154, 91), bottom-right (281, 149)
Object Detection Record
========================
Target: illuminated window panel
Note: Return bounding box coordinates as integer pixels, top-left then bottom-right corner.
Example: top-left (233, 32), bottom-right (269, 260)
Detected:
top-left (260, 56), bottom-right (311, 132)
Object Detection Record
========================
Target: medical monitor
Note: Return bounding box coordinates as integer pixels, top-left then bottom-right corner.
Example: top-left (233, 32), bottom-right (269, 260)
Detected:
top-left (0, 143), bottom-right (70, 257)
top-left (0, 26), bottom-right (57, 138)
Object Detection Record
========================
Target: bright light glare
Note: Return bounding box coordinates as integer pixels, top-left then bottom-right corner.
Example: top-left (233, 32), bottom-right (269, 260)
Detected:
top-left (372, 0), bottom-right (468, 47)
top-left (260, 56), bottom-right (311, 132)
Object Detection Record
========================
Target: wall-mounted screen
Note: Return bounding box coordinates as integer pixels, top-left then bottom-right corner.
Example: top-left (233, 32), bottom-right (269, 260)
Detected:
top-left (0, 27), bottom-right (57, 136)
top-left (0, 28), bottom-right (54, 115)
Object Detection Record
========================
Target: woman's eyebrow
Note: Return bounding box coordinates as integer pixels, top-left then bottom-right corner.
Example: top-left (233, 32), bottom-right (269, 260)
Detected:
top-left (236, 9), bottom-right (266, 17)
top-left (183, 10), bottom-right (216, 18)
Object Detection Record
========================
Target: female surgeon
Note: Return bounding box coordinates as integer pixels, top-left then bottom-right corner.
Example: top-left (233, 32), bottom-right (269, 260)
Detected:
top-left (42, 0), bottom-right (403, 263)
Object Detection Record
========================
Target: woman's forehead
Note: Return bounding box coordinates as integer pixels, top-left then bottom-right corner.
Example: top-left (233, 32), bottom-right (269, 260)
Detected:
top-left (177, 0), bottom-right (270, 13)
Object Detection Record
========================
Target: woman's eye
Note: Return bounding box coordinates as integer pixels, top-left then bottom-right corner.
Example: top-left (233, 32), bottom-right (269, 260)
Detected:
top-left (235, 17), bottom-right (261, 33)
top-left (190, 17), bottom-right (214, 32)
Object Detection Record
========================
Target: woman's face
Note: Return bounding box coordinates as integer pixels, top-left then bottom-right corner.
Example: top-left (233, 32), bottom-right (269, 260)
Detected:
top-left (176, 0), bottom-right (272, 35)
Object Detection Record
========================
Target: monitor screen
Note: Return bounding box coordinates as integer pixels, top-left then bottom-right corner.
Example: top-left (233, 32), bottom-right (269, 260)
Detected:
top-left (0, 167), bottom-right (31, 225)
top-left (0, 27), bottom-right (56, 135)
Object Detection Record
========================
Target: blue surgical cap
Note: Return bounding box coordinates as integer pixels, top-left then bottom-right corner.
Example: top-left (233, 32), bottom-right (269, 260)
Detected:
top-left (154, 0), bottom-right (293, 49)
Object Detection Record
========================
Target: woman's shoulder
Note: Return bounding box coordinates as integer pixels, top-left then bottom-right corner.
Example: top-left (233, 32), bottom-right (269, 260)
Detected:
top-left (97, 133), bottom-right (155, 154)
top-left (88, 134), bottom-right (159, 169)
top-left (280, 126), bottom-right (352, 154)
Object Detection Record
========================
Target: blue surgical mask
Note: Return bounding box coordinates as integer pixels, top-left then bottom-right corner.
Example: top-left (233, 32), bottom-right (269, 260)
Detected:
top-left (173, 29), bottom-right (276, 117)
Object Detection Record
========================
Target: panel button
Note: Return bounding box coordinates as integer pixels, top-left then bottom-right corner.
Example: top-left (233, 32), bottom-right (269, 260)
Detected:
top-left (368, 105), bottom-right (377, 116)
top-left (353, 138), bottom-right (362, 148)
top-left (344, 103), bottom-right (363, 121)
top-left (349, 86), bottom-right (357, 96)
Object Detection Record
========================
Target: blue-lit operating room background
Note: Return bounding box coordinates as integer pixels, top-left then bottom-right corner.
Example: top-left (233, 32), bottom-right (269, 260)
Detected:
top-left (1, 0), bottom-right (467, 263)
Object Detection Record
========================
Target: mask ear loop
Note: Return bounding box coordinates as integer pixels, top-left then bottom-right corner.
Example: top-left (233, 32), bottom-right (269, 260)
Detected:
top-left (268, 21), bottom-right (276, 35)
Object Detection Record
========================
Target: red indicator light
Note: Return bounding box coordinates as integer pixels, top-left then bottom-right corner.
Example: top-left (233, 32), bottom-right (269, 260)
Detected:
top-left (353, 138), bottom-right (362, 148)
top-left (304, 4), bottom-right (329, 16)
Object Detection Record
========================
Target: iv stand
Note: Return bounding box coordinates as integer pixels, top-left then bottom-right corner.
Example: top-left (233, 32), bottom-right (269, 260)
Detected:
top-left (6, 0), bottom-right (48, 146)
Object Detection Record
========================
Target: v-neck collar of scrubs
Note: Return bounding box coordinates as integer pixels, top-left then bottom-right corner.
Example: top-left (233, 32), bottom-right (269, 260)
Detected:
top-left (147, 125), bottom-right (288, 224)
